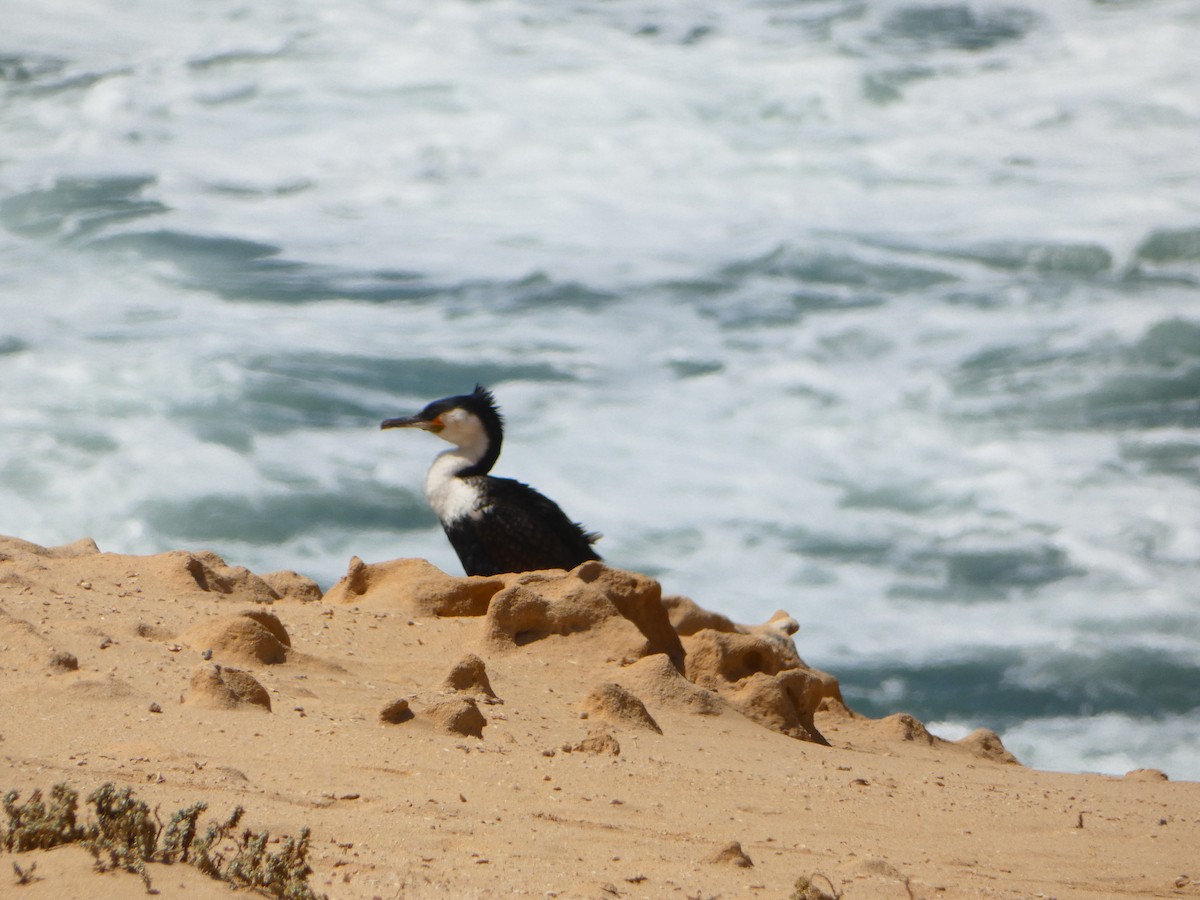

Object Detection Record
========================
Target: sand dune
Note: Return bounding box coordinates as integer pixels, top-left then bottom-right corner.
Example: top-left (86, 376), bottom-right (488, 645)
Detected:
top-left (0, 535), bottom-right (1195, 898)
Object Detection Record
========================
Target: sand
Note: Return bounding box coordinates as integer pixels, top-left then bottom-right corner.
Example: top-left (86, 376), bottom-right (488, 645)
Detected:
top-left (0, 534), bottom-right (1195, 899)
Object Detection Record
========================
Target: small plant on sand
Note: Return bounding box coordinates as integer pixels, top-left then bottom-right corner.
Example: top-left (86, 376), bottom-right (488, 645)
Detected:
top-left (86, 783), bottom-right (160, 889)
top-left (1, 784), bottom-right (85, 851)
top-left (226, 824), bottom-right (318, 899)
top-left (11, 860), bottom-right (39, 885)
top-left (791, 872), bottom-right (842, 900)
top-left (1, 783), bottom-right (326, 899)
top-left (158, 799), bottom-right (211, 865)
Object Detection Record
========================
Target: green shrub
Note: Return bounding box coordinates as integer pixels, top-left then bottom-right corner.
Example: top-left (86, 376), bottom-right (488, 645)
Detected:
top-left (1, 783), bottom-right (325, 899)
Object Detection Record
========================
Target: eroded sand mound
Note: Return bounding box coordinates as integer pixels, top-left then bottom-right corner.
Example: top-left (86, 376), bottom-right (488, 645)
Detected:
top-left (327, 555), bottom-right (846, 746)
top-left (323, 556), bottom-right (503, 615)
top-left (442, 653), bottom-right (499, 700)
top-left (422, 696), bottom-right (488, 737)
top-left (614, 652), bottom-right (725, 715)
top-left (0, 535), bottom-right (321, 607)
top-left (580, 682), bottom-right (662, 734)
top-left (185, 663), bottom-right (272, 711)
top-left (182, 611), bottom-right (292, 666)
top-left (481, 562), bottom-right (685, 669)
top-left (676, 608), bottom-right (839, 744)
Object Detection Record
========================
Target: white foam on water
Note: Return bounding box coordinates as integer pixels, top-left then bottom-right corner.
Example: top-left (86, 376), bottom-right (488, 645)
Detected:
top-left (2, 0), bottom-right (1199, 778)
top-left (927, 714), bottom-right (1200, 782)
top-left (999, 714), bottom-right (1200, 781)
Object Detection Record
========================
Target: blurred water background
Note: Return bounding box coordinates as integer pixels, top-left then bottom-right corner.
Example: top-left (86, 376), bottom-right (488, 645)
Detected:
top-left (2, 0), bottom-right (1199, 778)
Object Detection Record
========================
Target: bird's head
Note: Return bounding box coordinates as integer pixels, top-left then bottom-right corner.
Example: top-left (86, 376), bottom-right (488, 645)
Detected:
top-left (381, 385), bottom-right (504, 459)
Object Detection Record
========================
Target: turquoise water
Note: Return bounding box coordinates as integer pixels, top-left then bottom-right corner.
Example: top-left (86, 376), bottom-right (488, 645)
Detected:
top-left (2, 0), bottom-right (1199, 778)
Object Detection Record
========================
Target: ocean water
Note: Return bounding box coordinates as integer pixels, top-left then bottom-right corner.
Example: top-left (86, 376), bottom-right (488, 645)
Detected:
top-left (2, 0), bottom-right (1199, 779)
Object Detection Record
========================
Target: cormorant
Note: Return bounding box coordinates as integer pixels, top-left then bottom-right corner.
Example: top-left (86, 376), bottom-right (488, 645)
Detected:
top-left (381, 385), bottom-right (601, 576)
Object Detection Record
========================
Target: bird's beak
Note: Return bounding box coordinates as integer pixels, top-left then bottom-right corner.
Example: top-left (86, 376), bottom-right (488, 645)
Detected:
top-left (381, 415), bottom-right (441, 432)
top-left (381, 416), bottom-right (425, 430)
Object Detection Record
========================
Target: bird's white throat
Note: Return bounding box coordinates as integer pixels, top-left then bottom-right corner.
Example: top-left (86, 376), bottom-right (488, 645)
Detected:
top-left (425, 450), bottom-right (484, 523)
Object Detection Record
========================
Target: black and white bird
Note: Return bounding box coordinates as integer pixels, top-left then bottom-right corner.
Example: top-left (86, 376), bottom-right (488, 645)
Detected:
top-left (381, 385), bottom-right (601, 577)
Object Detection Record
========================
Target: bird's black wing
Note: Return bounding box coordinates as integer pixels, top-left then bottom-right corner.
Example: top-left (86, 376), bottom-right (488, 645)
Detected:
top-left (441, 518), bottom-right (502, 578)
top-left (452, 476), bottom-right (600, 576)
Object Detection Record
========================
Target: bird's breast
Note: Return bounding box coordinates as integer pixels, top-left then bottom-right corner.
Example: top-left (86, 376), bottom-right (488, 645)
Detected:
top-left (425, 465), bottom-right (483, 524)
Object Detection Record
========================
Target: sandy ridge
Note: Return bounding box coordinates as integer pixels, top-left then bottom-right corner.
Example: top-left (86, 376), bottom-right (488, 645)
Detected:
top-left (0, 535), bottom-right (1196, 899)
